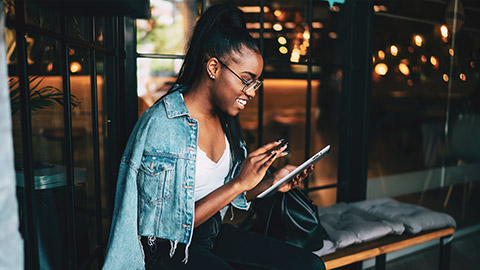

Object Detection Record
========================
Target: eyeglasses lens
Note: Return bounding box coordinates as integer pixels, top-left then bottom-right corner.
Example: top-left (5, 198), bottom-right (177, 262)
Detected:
top-left (243, 80), bottom-right (263, 93)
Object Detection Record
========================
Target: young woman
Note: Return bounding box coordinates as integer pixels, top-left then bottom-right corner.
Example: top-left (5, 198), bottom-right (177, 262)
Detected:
top-left (103, 4), bottom-right (325, 270)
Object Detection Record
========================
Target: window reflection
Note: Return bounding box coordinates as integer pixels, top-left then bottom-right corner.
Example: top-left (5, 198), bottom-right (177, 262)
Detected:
top-left (137, 58), bottom-right (183, 116)
top-left (136, 0), bottom-right (199, 55)
top-left (368, 0), bottom-right (480, 227)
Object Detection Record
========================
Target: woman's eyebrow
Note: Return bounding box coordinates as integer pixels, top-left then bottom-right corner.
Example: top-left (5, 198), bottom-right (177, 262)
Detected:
top-left (242, 71), bottom-right (258, 78)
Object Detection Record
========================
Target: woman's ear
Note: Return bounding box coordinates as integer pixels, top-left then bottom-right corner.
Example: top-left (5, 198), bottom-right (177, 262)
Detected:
top-left (206, 58), bottom-right (219, 80)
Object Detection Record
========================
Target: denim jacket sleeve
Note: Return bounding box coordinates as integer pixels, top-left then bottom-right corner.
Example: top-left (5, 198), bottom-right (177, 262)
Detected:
top-left (102, 117), bottom-right (155, 270)
top-left (102, 163), bottom-right (145, 269)
top-left (230, 141), bottom-right (250, 210)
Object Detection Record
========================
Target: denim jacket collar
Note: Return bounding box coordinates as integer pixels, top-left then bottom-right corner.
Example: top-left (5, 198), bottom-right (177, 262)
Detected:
top-left (164, 86), bottom-right (190, 119)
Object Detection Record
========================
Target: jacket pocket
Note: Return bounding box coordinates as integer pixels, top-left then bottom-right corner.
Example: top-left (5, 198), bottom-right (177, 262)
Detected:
top-left (138, 155), bottom-right (175, 205)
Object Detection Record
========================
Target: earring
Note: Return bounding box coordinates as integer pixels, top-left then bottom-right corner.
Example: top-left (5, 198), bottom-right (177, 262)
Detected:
top-left (209, 73), bottom-right (215, 79)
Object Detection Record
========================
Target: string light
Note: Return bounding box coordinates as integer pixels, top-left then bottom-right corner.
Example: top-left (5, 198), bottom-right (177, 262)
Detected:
top-left (449, 49), bottom-right (454, 56)
top-left (459, 73), bottom-right (466, 81)
top-left (312, 22), bottom-right (323, 29)
top-left (70, 62), bottom-right (82, 73)
top-left (443, 74), bottom-right (449, 82)
top-left (328, 32), bottom-right (338, 39)
top-left (398, 63), bottom-right (410, 76)
top-left (374, 63), bottom-right (388, 76)
top-left (278, 36), bottom-right (287, 45)
top-left (378, 50), bottom-right (385, 60)
top-left (330, 6), bottom-right (340, 12)
top-left (440, 25), bottom-right (448, 38)
top-left (414, 35), bottom-right (423, 47)
top-left (279, 46), bottom-right (288, 54)
top-left (303, 30), bottom-right (310, 40)
top-left (290, 47), bottom-right (300, 63)
top-left (390, 45), bottom-right (398, 56)
top-left (273, 23), bottom-right (283, 31)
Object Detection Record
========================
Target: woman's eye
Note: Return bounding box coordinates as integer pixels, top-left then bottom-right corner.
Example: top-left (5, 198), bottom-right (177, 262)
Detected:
top-left (244, 79), bottom-right (254, 85)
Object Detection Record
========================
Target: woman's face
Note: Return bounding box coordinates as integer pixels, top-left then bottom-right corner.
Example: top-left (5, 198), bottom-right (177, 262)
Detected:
top-left (211, 47), bottom-right (263, 117)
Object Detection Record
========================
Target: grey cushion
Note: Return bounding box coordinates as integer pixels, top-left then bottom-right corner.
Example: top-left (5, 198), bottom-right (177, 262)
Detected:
top-left (313, 198), bottom-right (456, 255)
top-left (317, 202), bottom-right (404, 248)
top-left (313, 239), bottom-right (336, 256)
top-left (351, 198), bottom-right (457, 234)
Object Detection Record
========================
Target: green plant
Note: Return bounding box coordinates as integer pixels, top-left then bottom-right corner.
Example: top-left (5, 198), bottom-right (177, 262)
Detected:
top-left (9, 76), bottom-right (81, 115)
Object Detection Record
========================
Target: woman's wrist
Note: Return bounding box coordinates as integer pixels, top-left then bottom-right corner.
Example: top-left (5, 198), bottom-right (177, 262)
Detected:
top-left (231, 176), bottom-right (248, 194)
top-left (245, 177), bottom-right (272, 201)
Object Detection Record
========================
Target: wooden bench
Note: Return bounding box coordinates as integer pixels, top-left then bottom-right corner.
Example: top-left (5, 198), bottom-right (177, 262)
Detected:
top-left (320, 227), bottom-right (455, 270)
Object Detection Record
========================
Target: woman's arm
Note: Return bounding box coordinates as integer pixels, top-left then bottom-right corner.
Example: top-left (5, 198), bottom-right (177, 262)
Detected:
top-left (194, 140), bottom-right (286, 227)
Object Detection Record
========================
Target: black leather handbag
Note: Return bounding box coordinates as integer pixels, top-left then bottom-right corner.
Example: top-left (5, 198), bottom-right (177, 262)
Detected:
top-left (241, 188), bottom-right (328, 251)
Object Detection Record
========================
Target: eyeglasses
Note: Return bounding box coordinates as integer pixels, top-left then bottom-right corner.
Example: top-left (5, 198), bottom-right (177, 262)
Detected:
top-left (216, 58), bottom-right (263, 94)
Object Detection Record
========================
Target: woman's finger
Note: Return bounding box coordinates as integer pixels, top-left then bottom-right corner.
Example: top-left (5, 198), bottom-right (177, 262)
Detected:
top-left (263, 142), bottom-right (288, 159)
top-left (256, 150), bottom-right (278, 169)
top-left (249, 139), bottom-right (284, 155)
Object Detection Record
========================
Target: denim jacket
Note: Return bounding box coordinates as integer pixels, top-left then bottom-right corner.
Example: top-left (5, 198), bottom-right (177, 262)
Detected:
top-left (102, 87), bottom-right (249, 269)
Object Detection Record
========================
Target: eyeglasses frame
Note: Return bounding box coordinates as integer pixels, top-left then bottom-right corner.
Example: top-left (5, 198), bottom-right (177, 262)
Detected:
top-left (215, 58), bottom-right (263, 94)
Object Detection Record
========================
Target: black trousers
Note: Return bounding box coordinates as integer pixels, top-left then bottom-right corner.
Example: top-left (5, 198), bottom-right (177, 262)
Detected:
top-left (141, 213), bottom-right (325, 270)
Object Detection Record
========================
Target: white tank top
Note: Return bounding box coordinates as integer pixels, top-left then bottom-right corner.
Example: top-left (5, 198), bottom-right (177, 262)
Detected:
top-left (194, 135), bottom-right (231, 201)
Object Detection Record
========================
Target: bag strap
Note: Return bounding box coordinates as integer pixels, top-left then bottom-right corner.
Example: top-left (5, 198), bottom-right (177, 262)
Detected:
top-left (239, 207), bottom-right (255, 230)
top-left (238, 192), bottom-right (277, 231)
top-left (239, 166), bottom-right (278, 230)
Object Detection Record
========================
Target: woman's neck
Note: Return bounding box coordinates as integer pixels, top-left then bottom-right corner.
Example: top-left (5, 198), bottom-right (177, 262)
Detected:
top-left (183, 82), bottom-right (217, 120)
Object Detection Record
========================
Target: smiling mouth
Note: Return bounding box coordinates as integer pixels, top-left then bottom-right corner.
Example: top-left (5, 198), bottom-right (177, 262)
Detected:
top-left (236, 98), bottom-right (247, 107)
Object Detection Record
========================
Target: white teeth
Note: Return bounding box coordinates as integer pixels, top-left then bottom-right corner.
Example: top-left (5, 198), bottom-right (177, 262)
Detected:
top-left (237, 99), bottom-right (247, 106)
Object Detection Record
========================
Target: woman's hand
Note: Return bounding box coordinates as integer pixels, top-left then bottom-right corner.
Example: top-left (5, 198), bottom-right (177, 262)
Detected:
top-left (234, 140), bottom-right (288, 192)
top-left (273, 164), bottom-right (315, 193)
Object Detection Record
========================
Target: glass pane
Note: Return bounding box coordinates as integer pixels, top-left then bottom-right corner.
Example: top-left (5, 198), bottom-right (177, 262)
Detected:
top-left (68, 45), bottom-right (97, 264)
top-left (25, 1), bottom-right (61, 33)
top-left (136, 0), bottom-right (200, 55)
top-left (259, 78), bottom-right (338, 207)
top-left (368, 0), bottom-right (480, 227)
top-left (241, 0), bottom-right (340, 74)
top-left (96, 53), bottom-right (110, 241)
top-left (97, 16), bottom-right (116, 49)
top-left (259, 0), bottom-right (311, 68)
top-left (95, 17), bottom-right (106, 46)
top-left (311, 66), bottom-right (342, 207)
top-left (67, 16), bottom-right (93, 42)
top-left (311, 0), bottom-right (343, 66)
top-left (137, 57), bottom-right (183, 115)
top-left (24, 36), bottom-right (69, 269)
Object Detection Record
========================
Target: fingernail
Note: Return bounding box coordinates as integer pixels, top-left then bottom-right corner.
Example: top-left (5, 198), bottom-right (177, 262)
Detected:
top-left (283, 142), bottom-right (289, 148)
top-left (282, 150), bottom-right (290, 155)
top-left (276, 138), bottom-right (285, 143)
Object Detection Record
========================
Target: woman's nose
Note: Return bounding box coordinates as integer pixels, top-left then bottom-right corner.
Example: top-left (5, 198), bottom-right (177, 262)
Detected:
top-left (244, 89), bottom-right (256, 100)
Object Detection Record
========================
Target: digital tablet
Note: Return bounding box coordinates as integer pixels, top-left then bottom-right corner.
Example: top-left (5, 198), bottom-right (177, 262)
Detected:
top-left (256, 145), bottom-right (331, 199)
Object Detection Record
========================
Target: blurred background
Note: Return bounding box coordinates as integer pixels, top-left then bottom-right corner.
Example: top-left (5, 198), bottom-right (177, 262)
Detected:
top-left (5, 0), bottom-right (479, 269)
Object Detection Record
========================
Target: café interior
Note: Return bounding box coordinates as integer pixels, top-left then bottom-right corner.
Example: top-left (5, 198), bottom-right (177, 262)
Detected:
top-left (4, 0), bottom-right (480, 269)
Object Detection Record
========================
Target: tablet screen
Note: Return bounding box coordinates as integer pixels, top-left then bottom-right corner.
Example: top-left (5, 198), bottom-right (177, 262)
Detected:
top-left (256, 145), bottom-right (331, 199)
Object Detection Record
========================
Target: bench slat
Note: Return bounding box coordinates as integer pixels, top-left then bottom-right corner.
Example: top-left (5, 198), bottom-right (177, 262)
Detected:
top-left (321, 227), bottom-right (455, 269)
